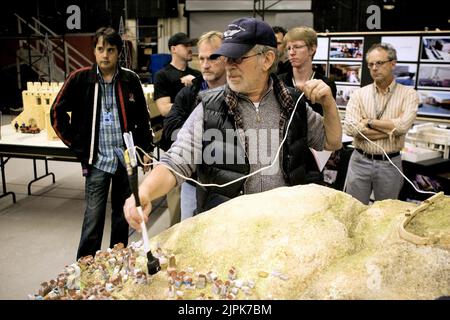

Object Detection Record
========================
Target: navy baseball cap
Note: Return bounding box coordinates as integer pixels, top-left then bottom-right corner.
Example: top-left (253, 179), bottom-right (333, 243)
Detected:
top-left (211, 17), bottom-right (277, 59)
top-left (168, 32), bottom-right (197, 49)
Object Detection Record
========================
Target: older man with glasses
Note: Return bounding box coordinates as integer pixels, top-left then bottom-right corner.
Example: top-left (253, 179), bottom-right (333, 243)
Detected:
top-left (344, 42), bottom-right (419, 204)
top-left (123, 18), bottom-right (342, 230)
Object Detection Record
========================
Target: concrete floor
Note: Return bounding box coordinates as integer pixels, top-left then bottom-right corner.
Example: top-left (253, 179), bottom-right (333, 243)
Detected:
top-left (0, 153), bottom-right (173, 299)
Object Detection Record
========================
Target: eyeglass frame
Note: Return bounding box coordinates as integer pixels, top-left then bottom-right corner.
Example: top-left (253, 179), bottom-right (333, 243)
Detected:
top-left (367, 59), bottom-right (392, 69)
top-left (224, 52), bottom-right (262, 65)
top-left (199, 55), bottom-right (224, 65)
top-left (286, 44), bottom-right (308, 52)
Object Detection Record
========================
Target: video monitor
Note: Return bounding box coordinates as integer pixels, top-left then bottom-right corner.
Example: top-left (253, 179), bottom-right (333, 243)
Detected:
top-left (394, 63), bottom-right (417, 87)
top-left (417, 64), bottom-right (450, 89)
top-left (329, 37), bottom-right (364, 60)
top-left (381, 36), bottom-right (420, 61)
top-left (329, 62), bottom-right (362, 85)
top-left (420, 36), bottom-right (450, 62)
top-left (315, 37), bottom-right (329, 60)
top-left (417, 90), bottom-right (450, 118)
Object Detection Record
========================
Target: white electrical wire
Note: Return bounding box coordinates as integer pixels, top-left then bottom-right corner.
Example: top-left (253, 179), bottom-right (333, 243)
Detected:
top-left (133, 93), bottom-right (438, 196)
top-left (135, 89), bottom-right (306, 188)
top-left (344, 121), bottom-right (436, 196)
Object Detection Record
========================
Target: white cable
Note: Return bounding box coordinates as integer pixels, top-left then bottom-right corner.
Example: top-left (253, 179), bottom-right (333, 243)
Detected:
top-left (134, 94), bottom-right (438, 196)
top-left (137, 206), bottom-right (151, 252)
top-left (345, 120), bottom-right (436, 196)
top-left (135, 89), bottom-right (306, 188)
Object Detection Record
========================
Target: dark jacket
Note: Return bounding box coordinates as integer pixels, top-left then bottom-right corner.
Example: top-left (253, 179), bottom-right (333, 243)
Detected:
top-left (278, 66), bottom-right (337, 115)
top-left (276, 59), bottom-right (292, 76)
top-left (196, 75), bottom-right (310, 213)
top-left (161, 76), bottom-right (203, 151)
top-left (50, 64), bottom-right (153, 168)
top-left (278, 67), bottom-right (337, 180)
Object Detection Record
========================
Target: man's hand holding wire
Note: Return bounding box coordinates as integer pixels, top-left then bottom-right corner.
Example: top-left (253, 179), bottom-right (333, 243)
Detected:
top-left (299, 79), bottom-right (335, 106)
top-left (142, 154), bottom-right (151, 173)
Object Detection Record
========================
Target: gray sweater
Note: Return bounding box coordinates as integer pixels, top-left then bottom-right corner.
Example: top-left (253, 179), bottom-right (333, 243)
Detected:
top-left (160, 81), bottom-right (326, 194)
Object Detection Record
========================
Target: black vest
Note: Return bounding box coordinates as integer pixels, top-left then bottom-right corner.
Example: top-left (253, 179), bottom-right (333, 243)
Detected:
top-left (196, 85), bottom-right (309, 213)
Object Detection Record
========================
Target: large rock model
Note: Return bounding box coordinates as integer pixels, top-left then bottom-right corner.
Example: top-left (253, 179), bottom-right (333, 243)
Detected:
top-left (32, 185), bottom-right (450, 300)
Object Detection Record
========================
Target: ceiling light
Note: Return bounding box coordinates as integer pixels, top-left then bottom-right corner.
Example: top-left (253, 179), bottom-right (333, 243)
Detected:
top-left (383, 0), bottom-right (396, 10)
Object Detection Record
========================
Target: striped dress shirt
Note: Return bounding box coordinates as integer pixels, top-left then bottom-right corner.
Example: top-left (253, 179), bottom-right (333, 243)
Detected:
top-left (344, 80), bottom-right (419, 154)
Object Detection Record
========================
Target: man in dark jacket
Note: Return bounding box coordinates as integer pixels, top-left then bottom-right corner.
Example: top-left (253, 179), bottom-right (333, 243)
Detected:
top-left (161, 31), bottom-right (227, 220)
top-left (272, 25), bottom-right (291, 75)
top-left (51, 27), bottom-right (153, 260)
top-left (153, 32), bottom-right (202, 117)
top-left (124, 18), bottom-right (342, 231)
top-left (278, 26), bottom-right (338, 184)
top-left (278, 26), bottom-right (337, 116)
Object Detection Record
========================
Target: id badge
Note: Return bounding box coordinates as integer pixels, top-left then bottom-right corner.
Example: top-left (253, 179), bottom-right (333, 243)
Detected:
top-left (103, 111), bottom-right (112, 126)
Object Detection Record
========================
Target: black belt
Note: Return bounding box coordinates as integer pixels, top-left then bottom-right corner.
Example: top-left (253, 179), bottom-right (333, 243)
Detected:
top-left (355, 148), bottom-right (400, 161)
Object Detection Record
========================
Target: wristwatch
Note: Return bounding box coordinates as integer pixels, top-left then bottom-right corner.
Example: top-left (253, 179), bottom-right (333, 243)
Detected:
top-left (367, 119), bottom-right (374, 129)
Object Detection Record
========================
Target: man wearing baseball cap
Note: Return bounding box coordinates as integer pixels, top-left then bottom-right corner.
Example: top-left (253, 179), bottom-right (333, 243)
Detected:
top-left (168, 32), bottom-right (198, 48)
top-left (124, 18), bottom-right (342, 228)
top-left (153, 32), bottom-right (201, 117)
top-left (153, 32), bottom-right (202, 226)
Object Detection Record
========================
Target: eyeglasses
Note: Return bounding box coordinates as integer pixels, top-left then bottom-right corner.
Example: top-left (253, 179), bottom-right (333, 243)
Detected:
top-left (225, 53), bottom-right (261, 65)
top-left (199, 56), bottom-right (223, 64)
top-left (367, 60), bottom-right (392, 69)
top-left (286, 44), bottom-right (308, 52)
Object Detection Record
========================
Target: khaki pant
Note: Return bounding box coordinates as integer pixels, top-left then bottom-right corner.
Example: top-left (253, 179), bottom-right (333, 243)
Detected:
top-left (166, 185), bottom-right (181, 226)
top-left (345, 150), bottom-right (403, 204)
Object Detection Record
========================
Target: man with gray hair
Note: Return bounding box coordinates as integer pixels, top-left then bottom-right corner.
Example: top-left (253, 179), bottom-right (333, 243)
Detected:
top-left (344, 43), bottom-right (419, 204)
top-left (124, 18), bottom-right (342, 230)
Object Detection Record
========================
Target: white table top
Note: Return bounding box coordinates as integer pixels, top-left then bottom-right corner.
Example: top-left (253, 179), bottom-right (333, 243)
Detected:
top-left (0, 125), bottom-right (68, 149)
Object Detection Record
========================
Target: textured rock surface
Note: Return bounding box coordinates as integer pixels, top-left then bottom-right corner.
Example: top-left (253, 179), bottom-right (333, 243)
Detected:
top-left (34, 184), bottom-right (450, 299)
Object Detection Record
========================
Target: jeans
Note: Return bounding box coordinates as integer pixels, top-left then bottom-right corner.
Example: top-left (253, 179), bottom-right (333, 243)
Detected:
top-left (76, 165), bottom-right (130, 260)
top-left (181, 182), bottom-right (197, 220)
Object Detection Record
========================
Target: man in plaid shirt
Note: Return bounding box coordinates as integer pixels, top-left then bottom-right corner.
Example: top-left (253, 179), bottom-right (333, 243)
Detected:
top-left (51, 27), bottom-right (153, 259)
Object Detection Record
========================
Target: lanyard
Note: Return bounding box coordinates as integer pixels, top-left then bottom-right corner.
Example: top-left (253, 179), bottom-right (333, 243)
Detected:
top-left (101, 82), bottom-right (114, 112)
top-left (372, 82), bottom-right (396, 120)
top-left (97, 66), bottom-right (117, 112)
top-left (292, 71), bottom-right (316, 92)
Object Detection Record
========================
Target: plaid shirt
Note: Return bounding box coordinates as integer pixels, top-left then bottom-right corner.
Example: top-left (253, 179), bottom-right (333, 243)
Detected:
top-left (93, 68), bottom-right (125, 174)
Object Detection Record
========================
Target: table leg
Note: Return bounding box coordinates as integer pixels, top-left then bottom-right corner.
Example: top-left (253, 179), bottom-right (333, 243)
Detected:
top-left (0, 156), bottom-right (16, 203)
top-left (27, 158), bottom-right (56, 195)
